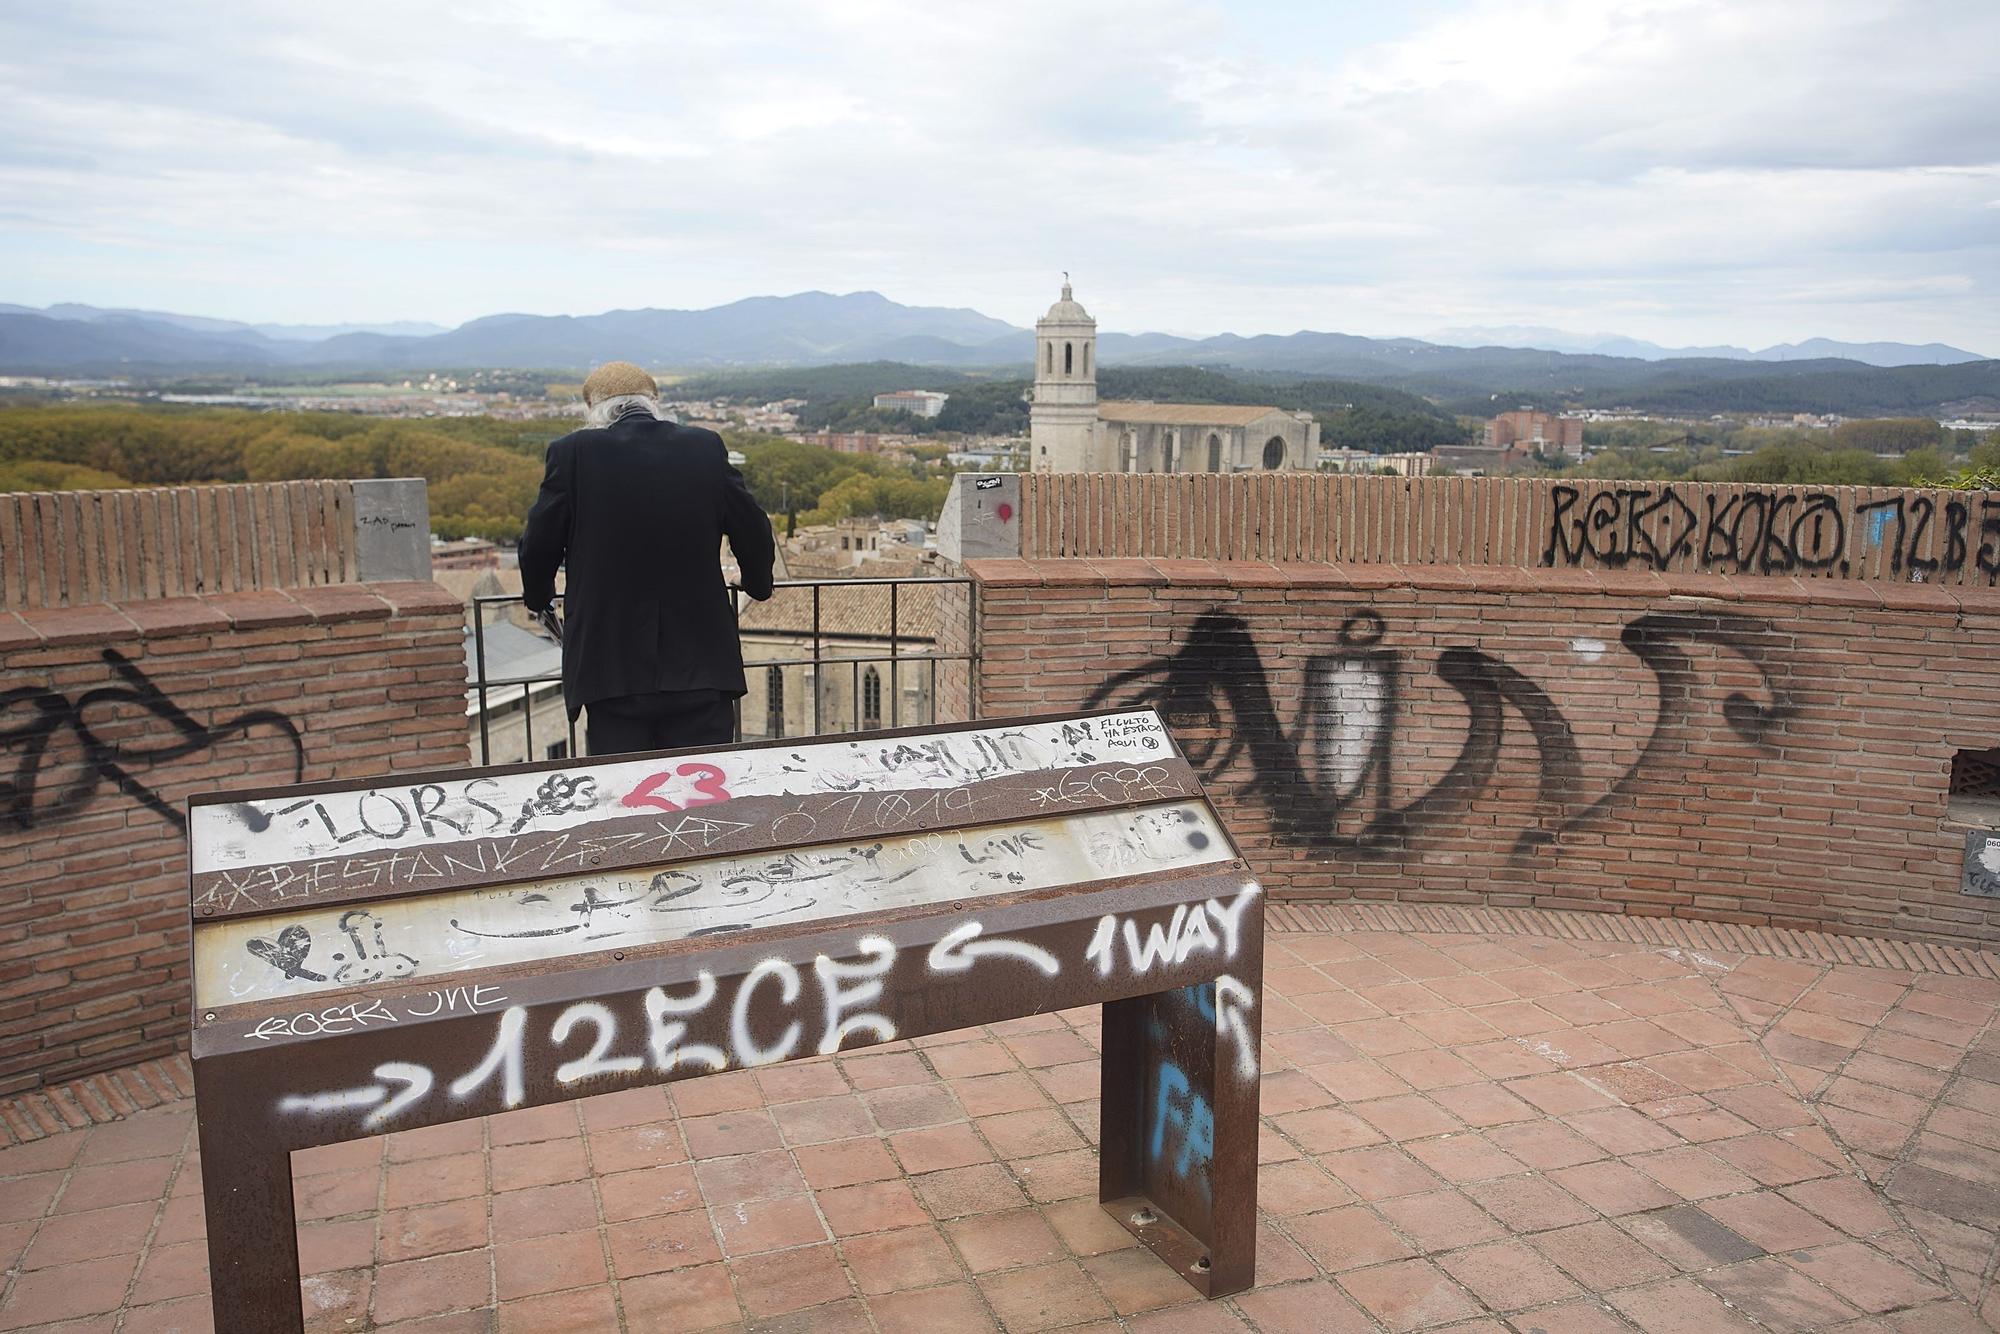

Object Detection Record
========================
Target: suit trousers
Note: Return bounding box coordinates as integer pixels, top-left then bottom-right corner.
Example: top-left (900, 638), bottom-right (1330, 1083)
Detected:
top-left (586, 689), bottom-right (735, 756)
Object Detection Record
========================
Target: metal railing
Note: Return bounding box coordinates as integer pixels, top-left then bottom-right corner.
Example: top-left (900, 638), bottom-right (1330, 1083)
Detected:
top-left (468, 576), bottom-right (978, 765)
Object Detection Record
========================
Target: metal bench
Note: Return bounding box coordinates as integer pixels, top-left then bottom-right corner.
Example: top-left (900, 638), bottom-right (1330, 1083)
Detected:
top-left (187, 709), bottom-right (1263, 1330)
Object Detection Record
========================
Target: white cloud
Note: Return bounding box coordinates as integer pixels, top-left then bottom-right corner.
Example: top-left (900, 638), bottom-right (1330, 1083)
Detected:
top-left (0, 0), bottom-right (1994, 352)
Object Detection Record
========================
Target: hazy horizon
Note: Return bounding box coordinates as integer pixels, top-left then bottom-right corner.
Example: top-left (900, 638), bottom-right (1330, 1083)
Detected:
top-left (3, 1), bottom-right (1995, 351)
top-left (4, 292), bottom-right (1993, 363)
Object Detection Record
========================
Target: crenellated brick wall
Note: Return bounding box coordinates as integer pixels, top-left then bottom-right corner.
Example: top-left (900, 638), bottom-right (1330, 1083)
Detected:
top-left (965, 556), bottom-right (2000, 949)
top-left (0, 480), bottom-right (466, 1093)
top-left (1012, 473), bottom-right (2000, 588)
top-left (0, 481), bottom-right (359, 610)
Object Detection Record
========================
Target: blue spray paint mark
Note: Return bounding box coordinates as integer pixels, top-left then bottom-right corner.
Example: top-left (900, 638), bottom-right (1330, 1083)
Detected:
top-left (1146, 983), bottom-right (1215, 1040)
top-left (1174, 1094), bottom-right (1214, 1177)
top-left (1869, 508), bottom-right (1892, 545)
top-left (1149, 1061), bottom-right (1216, 1182)
top-left (1150, 1064), bottom-right (1188, 1159)
top-left (1178, 982), bottom-right (1216, 1023)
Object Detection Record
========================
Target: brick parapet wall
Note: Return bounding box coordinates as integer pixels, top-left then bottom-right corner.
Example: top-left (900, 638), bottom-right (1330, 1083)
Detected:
top-left (0, 580), bottom-right (469, 1093)
top-left (0, 481), bottom-right (361, 611)
top-left (967, 557), bottom-right (2000, 948)
top-left (1010, 473), bottom-right (2000, 588)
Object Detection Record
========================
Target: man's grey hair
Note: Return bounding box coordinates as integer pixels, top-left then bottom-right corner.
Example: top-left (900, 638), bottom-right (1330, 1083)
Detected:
top-left (584, 393), bottom-right (676, 428)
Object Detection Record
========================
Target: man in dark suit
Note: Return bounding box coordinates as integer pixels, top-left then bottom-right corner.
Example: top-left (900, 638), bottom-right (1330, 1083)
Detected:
top-left (520, 361), bottom-right (776, 755)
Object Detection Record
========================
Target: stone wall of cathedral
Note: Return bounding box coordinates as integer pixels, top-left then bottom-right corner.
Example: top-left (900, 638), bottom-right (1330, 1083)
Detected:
top-left (1103, 415), bottom-right (1318, 473)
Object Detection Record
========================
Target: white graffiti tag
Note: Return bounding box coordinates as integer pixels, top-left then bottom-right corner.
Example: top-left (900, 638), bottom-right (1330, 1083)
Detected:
top-left (1214, 974), bottom-right (1259, 1081)
top-left (927, 921), bottom-right (1060, 977)
top-left (277, 1062), bottom-right (433, 1129)
top-left (1084, 883), bottom-right (1259, 977)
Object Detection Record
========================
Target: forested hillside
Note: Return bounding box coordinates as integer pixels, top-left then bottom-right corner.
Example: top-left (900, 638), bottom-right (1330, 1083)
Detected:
top-left (1564, 419), bottom-right (1997, 488)
top-left (0, 404), bottom-right (954, 539)
top-left (1419, 357), bottom-right (2000, 417)
top-left (1100, 368), bottom-right (1469, 450)
top-left (0, 406), bottom-right (557, 538)
top-left (667, 361), bottom-right (980, 403)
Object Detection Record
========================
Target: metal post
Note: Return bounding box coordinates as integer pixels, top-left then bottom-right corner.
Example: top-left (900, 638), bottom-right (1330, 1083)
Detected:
top-left (969, 579), bottom-right (981, 721)
top-left (522, 683), bottom-right (534, 761)
top-left (472, 603), bottom-right (492, 765)
top-left (1098, 895), bottom-right (1264, 1297)
top-left (729, 586), bottom-right (744, 742)
top-left (811, 583), bottom-right (822, 736)
top-left (196, 1060), bottom-right (301, 1332)
top-left (889, 582), bottom-right (900, 728)
top-left (551, 593), bottom-right (571, 759)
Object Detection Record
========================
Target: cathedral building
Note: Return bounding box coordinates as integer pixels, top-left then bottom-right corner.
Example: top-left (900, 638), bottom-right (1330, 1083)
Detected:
top-left (1028, 282), bottom-right (1319, 474)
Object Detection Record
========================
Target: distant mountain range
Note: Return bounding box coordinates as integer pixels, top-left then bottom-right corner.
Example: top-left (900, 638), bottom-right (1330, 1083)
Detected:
top-left (0, 303), bottom-right (448, 343)
top-left (0, 294), bottom-right (1018, 372)
top-left (1, 292), bottom-right (1994, 419)
top-left (1430, 324), bottom-right (1988, 367)
top-left (3, 294), bottom-right (1986, 374)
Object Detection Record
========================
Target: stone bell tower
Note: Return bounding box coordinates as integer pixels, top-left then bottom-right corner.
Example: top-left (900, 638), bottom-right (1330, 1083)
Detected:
top-left (1029, 278), bottom-right (1100, 473)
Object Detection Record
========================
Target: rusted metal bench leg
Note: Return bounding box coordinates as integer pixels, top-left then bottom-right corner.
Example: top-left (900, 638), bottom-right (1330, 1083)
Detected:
top-left (197, 1068), bottom-right (304, 1334)
top-left (1099, 960), bottom-right (1263, 1296)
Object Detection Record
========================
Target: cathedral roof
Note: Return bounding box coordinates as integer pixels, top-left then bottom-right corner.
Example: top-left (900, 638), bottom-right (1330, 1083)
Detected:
top-left (1039, 281), bottom-right (1093, 325)
top-left (1097, 401), bottom-right (1296, 427)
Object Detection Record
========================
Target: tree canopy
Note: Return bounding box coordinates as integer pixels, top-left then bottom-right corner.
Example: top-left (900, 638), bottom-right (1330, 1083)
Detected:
top-left (0, 405), bottom-right (555, 540)
top-left (1557, 419), bottom-right (1992, 488)
top-left (799, 473), bottom-right (952, 527)
top-left (1829, 417), bottom-right (1945, 453)
top-left (728, 433), bottom-right (953, 528)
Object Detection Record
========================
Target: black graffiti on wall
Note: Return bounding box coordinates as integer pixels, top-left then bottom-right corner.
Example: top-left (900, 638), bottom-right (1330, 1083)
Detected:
top-left (1544, 483), bottom-right (2000, 582)
top-left (1084, 608), bottom-right (1792, 859)
top-left (1, 648), bottom-right (303, 833)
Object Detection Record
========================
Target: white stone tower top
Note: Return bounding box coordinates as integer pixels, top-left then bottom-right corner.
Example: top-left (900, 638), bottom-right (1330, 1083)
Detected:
top-left (1030, 277), bottom-right (1100, 471)
top-left (1042, 279), bottom-right (1092, 325)
top-left (1034, 277), bottom-right (1096, 387)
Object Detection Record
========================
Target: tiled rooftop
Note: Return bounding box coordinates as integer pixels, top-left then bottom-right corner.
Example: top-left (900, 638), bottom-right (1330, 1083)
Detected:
top-left (3, 910), bottom-right (1998, 1332)
top-left (735, 579), bottom-right (944, 643)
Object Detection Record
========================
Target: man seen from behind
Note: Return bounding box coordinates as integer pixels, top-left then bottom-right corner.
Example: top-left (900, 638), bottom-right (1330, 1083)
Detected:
top-left (520, 361), bottom-right (775, 755)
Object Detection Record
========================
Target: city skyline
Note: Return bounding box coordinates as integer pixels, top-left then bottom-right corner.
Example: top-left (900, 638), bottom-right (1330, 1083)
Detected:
top-left (2, 0), bottom-right (1996, 351)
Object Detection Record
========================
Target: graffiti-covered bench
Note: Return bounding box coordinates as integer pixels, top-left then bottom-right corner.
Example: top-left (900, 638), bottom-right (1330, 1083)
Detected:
top-left (187, 710), bottom-right (1263, 1331)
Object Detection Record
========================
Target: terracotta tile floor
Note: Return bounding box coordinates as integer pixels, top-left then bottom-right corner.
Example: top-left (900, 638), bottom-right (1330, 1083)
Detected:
top-left (4, 921), bottom-right (1999, 1332)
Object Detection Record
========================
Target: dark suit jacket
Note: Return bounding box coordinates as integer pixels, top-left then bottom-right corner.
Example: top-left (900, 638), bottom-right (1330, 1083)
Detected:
top-left (519, 411), bottom-right (775, 718)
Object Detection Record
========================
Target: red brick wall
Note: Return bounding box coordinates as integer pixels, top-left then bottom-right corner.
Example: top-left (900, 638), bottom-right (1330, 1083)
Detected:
top-left (933, 578), bottom-right (977, 726)
top-left (1, 481), bottom-right (359, 610)
top-left (1013, 473), bottom-right (2000, 589)
top-left (0, 584), bottom-right (468, 1093)
top-left (968, 558), bottom-right (2000, 948)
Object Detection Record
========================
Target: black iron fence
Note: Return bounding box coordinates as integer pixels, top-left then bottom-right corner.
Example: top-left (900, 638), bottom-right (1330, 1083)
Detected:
top-left (468, 577), bottom-right (978, 765)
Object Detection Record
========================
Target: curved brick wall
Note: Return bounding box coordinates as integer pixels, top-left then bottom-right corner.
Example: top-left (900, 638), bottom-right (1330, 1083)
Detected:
top-left (1013, 473), bottom-right (2000, 588)
top-left (966, 555), bottom-right (2000, 949)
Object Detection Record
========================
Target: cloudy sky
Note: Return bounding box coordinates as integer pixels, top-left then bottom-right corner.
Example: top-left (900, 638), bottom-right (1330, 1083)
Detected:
top-left (3, 0), bottom-right (1996, 351)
